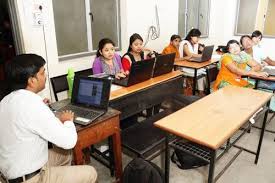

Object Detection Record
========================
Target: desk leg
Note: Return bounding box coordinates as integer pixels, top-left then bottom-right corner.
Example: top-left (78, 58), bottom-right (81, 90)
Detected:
top-left (208, 150), bottom-right (216, 183)
top-left (193, 69), bottom-right (197, 95)
top-left (255, 79), bottom-right (259, 89)
top-left (73, 146), bottom-right (84, 165)
top-left (165, 134), bottom-right (170, 183)
top-left (112, 127), bottom-right (122, 183)
top-left (255, 102), bottom-right (269, 164)
top-left (206, 67), bottom-right (211, 95)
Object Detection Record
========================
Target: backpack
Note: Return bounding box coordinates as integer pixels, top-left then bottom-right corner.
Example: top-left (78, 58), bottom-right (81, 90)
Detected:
top-left (123, 158), bottom-right (165, 183)
top-left (171, 142), bottom-right (209, 169)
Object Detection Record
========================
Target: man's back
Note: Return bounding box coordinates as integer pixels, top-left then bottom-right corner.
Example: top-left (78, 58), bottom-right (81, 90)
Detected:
top-left (0, 89), bottom-right (77, 179)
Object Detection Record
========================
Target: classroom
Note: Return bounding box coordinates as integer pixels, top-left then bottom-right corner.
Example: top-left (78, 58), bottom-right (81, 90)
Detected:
top-left (1, 0), bottom-right (275, 183)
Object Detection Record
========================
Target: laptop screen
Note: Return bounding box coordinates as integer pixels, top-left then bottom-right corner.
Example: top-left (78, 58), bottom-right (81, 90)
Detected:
top-left (77, 79), bottom-right (103, 105)
top-left (71, 76), bottom-right (111, 110)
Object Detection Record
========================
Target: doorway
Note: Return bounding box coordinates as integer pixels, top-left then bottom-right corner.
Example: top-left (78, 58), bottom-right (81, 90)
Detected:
top-left (0, 0), bottom-right (16, 100)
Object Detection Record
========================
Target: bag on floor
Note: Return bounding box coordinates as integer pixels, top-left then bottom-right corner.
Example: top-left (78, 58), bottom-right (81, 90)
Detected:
top-left (123, 158), bottom-right (165, 183)
top-left (171, 142), bottom-right (209, 169)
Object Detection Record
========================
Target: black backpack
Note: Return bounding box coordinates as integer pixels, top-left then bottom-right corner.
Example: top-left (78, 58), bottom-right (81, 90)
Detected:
top-left (123, 158), bottom-right (165, 183)
top-left (171, 142), bottom-right (209, 169)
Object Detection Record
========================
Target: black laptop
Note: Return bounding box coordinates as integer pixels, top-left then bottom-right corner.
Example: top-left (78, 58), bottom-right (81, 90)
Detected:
top-left (113, 58), bottom-right (155, 87)
top-left (152, 53), bottom-right (175, 77)
top-left (188, 45), bottom-right (214, 62)
top-left (58, 76), bottom-right (111, 125)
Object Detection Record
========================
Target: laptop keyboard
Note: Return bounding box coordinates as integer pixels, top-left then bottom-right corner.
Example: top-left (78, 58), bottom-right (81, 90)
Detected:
top-left (60, 105), bottom-right (100, 119)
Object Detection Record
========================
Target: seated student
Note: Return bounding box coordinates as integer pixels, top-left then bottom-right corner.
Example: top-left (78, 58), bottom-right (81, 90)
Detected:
top-left (213, 40), bottom-right (268, 90)
top-left (0, 54), bottom-right (97, 183)
top-left (251, 30), bottom-right (275, 66)
top-left (122, 33), bottom-right (153, 74)
top-left (162, 34), bottom-right (191, 61)
top-left (93, 38), bottom-right (126, 79)
top-left (240, 34), bottom-right (275, 90)
top-left (179, 28), bottom-right (205, 58)
top-left (178, 28), bottom-right (206, 94)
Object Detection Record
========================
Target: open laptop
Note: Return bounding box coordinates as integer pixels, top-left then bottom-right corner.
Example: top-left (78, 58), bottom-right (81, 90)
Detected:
top-left (262, 66), bottom-right (275, 76)
top-left (152, 53), bottom-right (175, 77)
top-left (188, 45), bottom-right (214, 62)
top-left (113, 58), bottom-right (155, 87)
top-left (57, 76), bottom-right (111, 125)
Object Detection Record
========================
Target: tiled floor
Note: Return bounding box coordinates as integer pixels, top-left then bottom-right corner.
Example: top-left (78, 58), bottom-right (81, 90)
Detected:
top-left (90, 113), bottom-right (275, 183)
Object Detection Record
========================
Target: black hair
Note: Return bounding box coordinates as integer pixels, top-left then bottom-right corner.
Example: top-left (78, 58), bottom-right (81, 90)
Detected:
top-left (96, 38), bottom-right (115, 57)
top-left (170, 34), bottom-right (181, 42)
top-left (251, 30), bottom-right (262, 40)
top-left (225, 40), bottom-right (240, 53)
top-left (239, 35), bottom-right (251, 46)
top-left (5, 54), bottom-right (46, 91)
top-left (185, 29), bottom-right (201, 41)
top-left (127, 33), bottom-right (143, 52)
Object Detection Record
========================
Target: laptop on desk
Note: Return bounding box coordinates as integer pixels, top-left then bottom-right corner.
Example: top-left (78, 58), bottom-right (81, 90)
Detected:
top-left (188, 45), bottom-right (214, 62)
top-left (57, 76), bottom-right (111, 125)
top-left (262, 66), bottom-right (275, 76)
top-left (113, 58), bottom-right (155, 87)
top-left (152, 53), bottom-right (175, 77)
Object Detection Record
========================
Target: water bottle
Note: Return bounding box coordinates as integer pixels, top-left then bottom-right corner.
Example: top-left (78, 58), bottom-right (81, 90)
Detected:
top-left (67, 68), bottom-right (75, 98)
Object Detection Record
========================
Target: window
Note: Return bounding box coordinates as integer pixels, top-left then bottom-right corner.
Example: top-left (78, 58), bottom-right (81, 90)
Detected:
top-left (235, 0), bottom-right (275, 37)
top-left (178, 0), bottom-right (210, 38)
top-left (52, 0), bottom-right (121, 60)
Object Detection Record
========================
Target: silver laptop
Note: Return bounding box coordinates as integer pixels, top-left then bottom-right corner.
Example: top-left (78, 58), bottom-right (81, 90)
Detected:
top-left (262, 66), bottom-right (275, 76)
top-left (57, 76), bottom-right (111, 125)
top-left (188, 45), bottom-right (214, 62)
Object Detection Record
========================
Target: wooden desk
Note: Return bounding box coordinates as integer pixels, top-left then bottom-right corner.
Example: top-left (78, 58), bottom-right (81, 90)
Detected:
top-left (174, 59), bottom-right (218, 95)
top-left (154, 86), bottom-right (272, 183)
top-left (51, 101), bottom-right (122, 183)
top-left (110, 71), bottom-right (183, 120)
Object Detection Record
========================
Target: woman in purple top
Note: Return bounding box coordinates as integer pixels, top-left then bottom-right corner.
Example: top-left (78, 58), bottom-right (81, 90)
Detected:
top-left (93, 38), bottom-right (126, 79)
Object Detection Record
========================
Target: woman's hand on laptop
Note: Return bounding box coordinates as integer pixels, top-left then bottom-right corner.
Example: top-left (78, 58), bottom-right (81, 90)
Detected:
top-left (58, 110), bottom-right (74, 123)
top-left (115, 72), bottom-right (126, 79)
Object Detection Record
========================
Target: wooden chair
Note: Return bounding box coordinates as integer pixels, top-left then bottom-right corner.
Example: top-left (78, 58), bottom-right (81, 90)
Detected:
top-left (50, 74), bottom-right (68, 101)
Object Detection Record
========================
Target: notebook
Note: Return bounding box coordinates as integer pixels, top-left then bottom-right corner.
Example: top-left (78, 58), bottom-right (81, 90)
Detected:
top-left (262, 66), bottom-right (275, 76)
top-left (152, 53), bottom-right (175, 77)
top-left (113, 58), bottom-right (155, 87)
top-left (188, 45), bottom-right (214, 62)
top-left (57, 76), bottom-right (111, 125)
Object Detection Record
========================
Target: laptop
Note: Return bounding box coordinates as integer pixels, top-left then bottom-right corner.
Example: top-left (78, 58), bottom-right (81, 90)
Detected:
top-left (262, 66), bottom-right (275, 76)
top-left (188, 45), bottom-right (214, 62)
top-left (152, 53), bottom-right (175, 77)
top-left (113, 58), bottom-right (155, 87)
top-left (57, 76), bottom-right (111, 125)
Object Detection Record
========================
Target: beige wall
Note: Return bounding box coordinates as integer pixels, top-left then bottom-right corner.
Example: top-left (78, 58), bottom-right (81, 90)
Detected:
top-left (264, 0), bottom-right (275, 35)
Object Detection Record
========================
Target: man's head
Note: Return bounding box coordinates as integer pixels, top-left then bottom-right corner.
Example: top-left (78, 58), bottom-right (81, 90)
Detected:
top-left (5, 54), bottom-right (46, 93)
top-left (240, 35), bottom-right (253, 50)
top-left (170, 34), bottom-right (181, 48)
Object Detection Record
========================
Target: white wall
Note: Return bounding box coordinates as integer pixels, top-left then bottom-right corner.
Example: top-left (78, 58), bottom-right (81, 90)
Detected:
top-left (14, 0), bottom-right (275, 99)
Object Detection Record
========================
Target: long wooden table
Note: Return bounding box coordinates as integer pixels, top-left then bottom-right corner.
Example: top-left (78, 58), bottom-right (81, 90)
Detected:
top-left (174, 59), bottom-right (218, 95)
top-left (154, 86), bottom-right (272, 183)
top-left (109, 70), bottom-right (183, 120)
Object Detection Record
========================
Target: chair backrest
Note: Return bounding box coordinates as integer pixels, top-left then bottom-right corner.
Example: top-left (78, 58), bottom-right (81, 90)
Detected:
top-left (75, 68), bottom-right (92, 77)
top-left (50, 74), bottom-right (68, 101)
top-left (50, 68), bottom-right (92, 101)
top-left (207, 64), bottom-right (219, 83)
